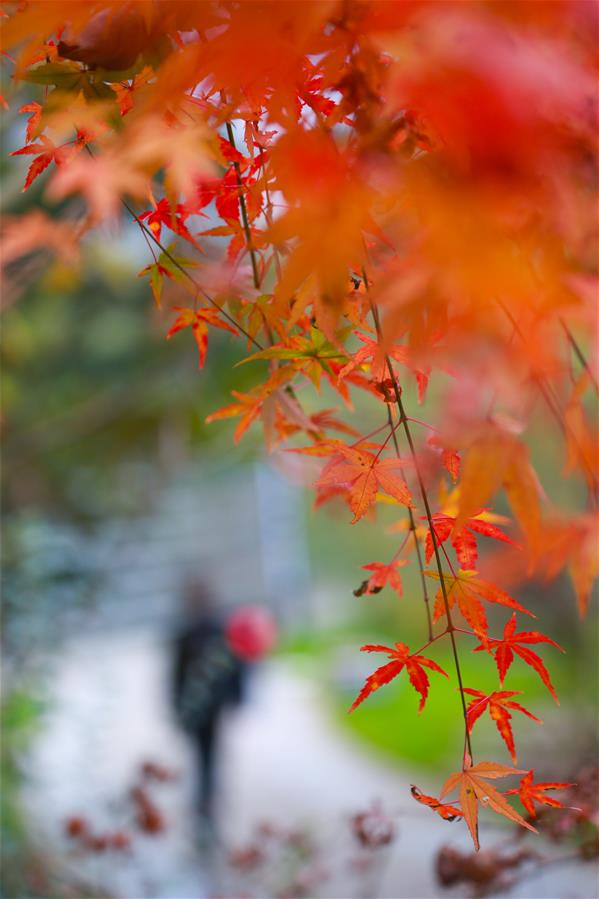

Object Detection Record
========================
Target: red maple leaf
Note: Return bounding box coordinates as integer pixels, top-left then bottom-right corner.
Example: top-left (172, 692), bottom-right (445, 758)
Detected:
top-left (463, 688), bottom-right (542, 763)
top-left (19, 101), bottom-right (42, 143)
top-left (350, 642), bottom-right (448, 713)
top-left (338, 331), bottom-right (429, 401)
top-left (505, 770), bottom-right (574, 818)
top-left (10, 135), bottom-right (77, 191)
top-left (474, 613), bottom-right (564, 703)
top-left (166, 306), bottom-right (238, 368)
top-left (425, 511), bottom-right (516, 570)
top-left (138, 198), bottom-right (199, 246)
top-left (206, 368), bottom-right (299, 447)
top-left (427, 434), bottom-right (460, 483)
top-left (355, 559), bottom-right (410, 598)
top-left (426, 569), bottom-right (534, 637)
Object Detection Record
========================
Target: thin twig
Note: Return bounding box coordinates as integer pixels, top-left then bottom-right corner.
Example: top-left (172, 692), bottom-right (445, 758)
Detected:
top-left (361, 272), bottom-right (433, 640)
top-left (560, 317), bottom-right (599, 393)
top-left (84, 142), bottom-right (265, 351)
top-left (225, 119), bottom-right (261, 290)
top-left (365, 281), bottom-right (473, 758)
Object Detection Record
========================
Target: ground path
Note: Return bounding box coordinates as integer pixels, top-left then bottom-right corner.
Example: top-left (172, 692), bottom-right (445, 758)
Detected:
top-left (22, 629), bottom-right (597, 899)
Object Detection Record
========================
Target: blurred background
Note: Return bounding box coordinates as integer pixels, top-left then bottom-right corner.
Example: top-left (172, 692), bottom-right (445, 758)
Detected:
top-left (2, 97), bottom-right (598, 899)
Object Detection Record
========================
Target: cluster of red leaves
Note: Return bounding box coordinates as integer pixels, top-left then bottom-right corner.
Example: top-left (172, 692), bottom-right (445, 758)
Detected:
top-left (64, 759), bottom-right (177, 854)
top-left (4, 0), bottom-right (597, 853)
top-left (65, 816), bottom-right (131, 853)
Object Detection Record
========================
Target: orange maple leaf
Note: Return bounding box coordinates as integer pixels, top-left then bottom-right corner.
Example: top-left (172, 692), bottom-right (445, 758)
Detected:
top-left (426, 569), bottom-right (534, 636)
top-left (440, 755), bottom-right (536, 850)
top-left (427, 434), bottom-right (461, 483)
top-left (166, 307), bottom-right (238, 368)
top-left (456, 431), bottom-right (542, 560)
top-left (338, 332), bottom-right (430, 402)
top-left (10, 134), bottom-right (77, 191)
top-left (354, 559), bottom-right (410, 598)
top-left (463, 688), bottom-right (542, 763)
top-left (138, 199), bottom-right (200, 247)
top-left (316, 444), bottom-right (413, 523)
top-left (349, 642), bottom-right (448, 713)
top-left (206, 368), bottom-right (308, 448)
top-left (410, 785), bottom-right (462, 821)
top-left (19, 100), bottom-right (42, 142)
top-left (474, 613), bottom-right (564, 703)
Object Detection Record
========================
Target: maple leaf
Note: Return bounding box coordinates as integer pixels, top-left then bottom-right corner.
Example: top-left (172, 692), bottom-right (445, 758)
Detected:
top-left (426, 569), bottom-right (534, 636)
top-left (205, 368), bottom-right (303, 449)
top-left (350, 642), bottom-right (448, 713)
top-left (535, 514), bottom-right (598, 618)
top-left (239, 293), bottom-right (287, 345)
top-left (564, 373), bottom-right (598, 493)
top-left (19, 100), bottom-right (43, 142)
top-left (303, 409), bottom-right (359, 439)
top-left (50, 150), bottom-right (150, 222)
top-left (440, 755), bottom-right (536, 850)
top-left (166, 306), bottom-right (238, 368)
top-left (456, 431), bottom-right (542, 561)
top-left (316, 444), bottom-right (413, 523)
top-left (474, 613), bottom-right (564, 703)
top-left (112, 66), bottom-right (154, 116)
top-left (195, 168), bottom-right (242, 222)
top-left (505, 770), bottom-right (574, 818)
top-left (354, 560), bottom-right (410, 598)
top-left (567, 517), bottom-right (598, 618)
top-left (274, 407), bottom-right (358, 444)
top-left (206, 388), bottom-right (269, 444)
top-left (338, 331), bottom-right (430, 401)
top-left (410, 785), bottom-right (462, 821)
top-left (462, 688), bottom-right (542, 763)
top-left (269, 128), bottom-right (371, 309)
top-left (239, 327), bottom-right (348, 390)
top-left (137, 244), bottom-right (198, 307)
top-left (427, 434), bottom-right (461, 483)
top-left (10, 134), bottom-right (73, 191)
top-left (138, 198), bottom-right (200, 247)
top-left (425, 511), bottom-right (516, 570)
top-left (339, 331), bottom-right (409, 382)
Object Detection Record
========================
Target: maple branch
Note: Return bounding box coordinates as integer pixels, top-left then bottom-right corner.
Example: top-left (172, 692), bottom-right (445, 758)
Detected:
top-left (394, 386), bottom-right (474, 760)
top-left (365, 284), bottom-right (472, 757)
top-left (225, 120), bottom-right (261, 290)
top-left (82, 141), bottom-right (266, 354)
top-left (560, 317), bottom-right (599, 394)
top-left (121, 195), bottom-right (267, 353)
top-left (361, 273), bottom-right (433, 641)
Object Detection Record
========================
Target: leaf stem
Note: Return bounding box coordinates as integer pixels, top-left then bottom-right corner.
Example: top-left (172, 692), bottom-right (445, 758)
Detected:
top-left (365, 284), bottom-right (472, 757)
top-left (362, 271), bottom-right (433, 641)
top-left (225, 120), bottom-right (261, 290)
top-left (85, 142), bottom-right (266, 352)
top-left (560, 317), bottom-right (598, 394)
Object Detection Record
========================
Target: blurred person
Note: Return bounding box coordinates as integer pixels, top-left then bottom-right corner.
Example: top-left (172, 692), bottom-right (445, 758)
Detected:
top-left (172, 577), bottom-right (276, 824)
